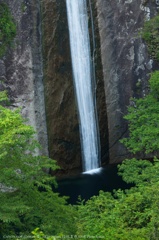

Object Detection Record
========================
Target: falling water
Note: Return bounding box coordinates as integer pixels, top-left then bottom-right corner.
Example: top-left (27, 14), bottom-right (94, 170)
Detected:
top-left (66, 0), bottom-right (100, 172)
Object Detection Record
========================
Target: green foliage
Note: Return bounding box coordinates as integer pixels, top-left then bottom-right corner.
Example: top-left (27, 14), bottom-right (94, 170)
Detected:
top-left (0, 91), bottom-right (77, 238)
top-left (31, 228), bottom-right (46, 240)
top-left (149, 70), bottom-right (159, 98)
top-left (77, 158), bottom-right (159, 240)
top-left (120, 71), bottom-right (159, 154)
top-left (0, 3), bottom-right (16, 57)
top-left (0, 90), bottom-right (8, 102)
top-left (31, 228), bottom-right (63, 240)
top-left (142, 14), bottom-right (159, 61)
top-left (76, 19), bottom-right (159, 239)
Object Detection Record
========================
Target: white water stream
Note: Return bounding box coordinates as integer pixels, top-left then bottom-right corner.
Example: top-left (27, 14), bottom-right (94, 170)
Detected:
top-left (66, 0), bottom-right (100, 171)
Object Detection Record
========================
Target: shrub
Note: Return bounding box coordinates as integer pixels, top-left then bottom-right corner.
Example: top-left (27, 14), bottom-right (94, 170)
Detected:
top-left (0, 91), bottom-right (77, 238)
top-left (120, 71), bottom-right (159, 154)
top-left (142, 14), bottom-right (159, 61)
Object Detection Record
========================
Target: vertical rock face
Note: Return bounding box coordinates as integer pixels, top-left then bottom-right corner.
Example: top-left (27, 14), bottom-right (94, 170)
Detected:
top-left (0, 0), bottom-right (48, 155)
top-left (3, 0), bottom-right (157, 173)
top-left (42, 0), bottom-right (108, 175)
top-left (0, 0), bottom-right (108, 176)
top-left (90, 0), bottom-right (109, 165)
top-left (42, 0), bottom-right (82, 175)
top-left (96, 0), bottom-right (159, 163)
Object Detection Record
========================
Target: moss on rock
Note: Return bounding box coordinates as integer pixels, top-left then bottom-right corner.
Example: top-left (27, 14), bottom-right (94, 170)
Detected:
top-left (0, 3), bottom-right (16, 57)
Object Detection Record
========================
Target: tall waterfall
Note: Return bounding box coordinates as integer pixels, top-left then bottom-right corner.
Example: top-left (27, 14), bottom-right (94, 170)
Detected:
top-left (66, 0), bottom-right (100, 172)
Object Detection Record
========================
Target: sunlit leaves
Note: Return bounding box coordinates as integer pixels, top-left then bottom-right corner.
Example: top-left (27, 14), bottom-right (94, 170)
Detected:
top-left (120, 71), bottom-right (159, 154)
top-left (0, 91), bottom-right (76, 237)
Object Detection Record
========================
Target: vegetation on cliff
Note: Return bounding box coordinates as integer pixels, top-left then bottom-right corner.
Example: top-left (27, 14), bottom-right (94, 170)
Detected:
top-left (120, 71), bottom-right (159, 154)
top-left (0, 2), bottom-right (16, 57)
top-left (142, 14), bottom-right (159, 61)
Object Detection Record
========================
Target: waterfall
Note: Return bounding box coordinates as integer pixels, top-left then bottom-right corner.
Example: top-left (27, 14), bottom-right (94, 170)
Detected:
top-left (66, 0), bottom-right (100, 172)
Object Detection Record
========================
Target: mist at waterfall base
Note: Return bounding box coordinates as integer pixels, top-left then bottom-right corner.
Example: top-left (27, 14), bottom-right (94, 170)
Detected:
top-left (56, 166), bottom-right (131, 204)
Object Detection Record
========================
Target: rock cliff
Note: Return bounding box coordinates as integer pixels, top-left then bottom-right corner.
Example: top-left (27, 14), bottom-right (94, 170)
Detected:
top-left (42, 0), bottom-right (108, 175)
top-left (1, 0), bottom-right (159, 175)
top-left (96, 0), bottom-right (159, 163)
top-left (42, 0), bottom-right (82, 176)
top-left (0, 0), bottom-right (48, 156)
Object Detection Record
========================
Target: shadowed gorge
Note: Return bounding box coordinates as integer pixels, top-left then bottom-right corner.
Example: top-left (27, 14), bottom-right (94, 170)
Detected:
top-left (2, 0), bottom-right (159, 238)
top-left (42, 0), bottom-right (107, 175)
top-left (1, 0), bottom-right (159, 174)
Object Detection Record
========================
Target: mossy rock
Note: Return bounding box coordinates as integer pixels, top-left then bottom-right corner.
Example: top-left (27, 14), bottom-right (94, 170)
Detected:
top-left (0, 3), bottom-right (16, 57)
top-left (142, 15), bottom-right (159, 62)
